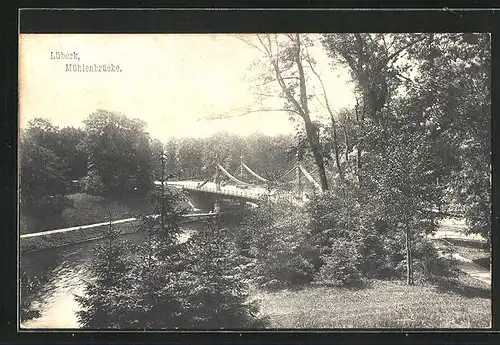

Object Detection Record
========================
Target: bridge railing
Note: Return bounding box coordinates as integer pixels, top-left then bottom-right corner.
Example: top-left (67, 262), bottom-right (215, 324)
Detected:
top-left (172, 182), bottom-right (265, 199)
top-left (166, 181), bottom-right (301, 204)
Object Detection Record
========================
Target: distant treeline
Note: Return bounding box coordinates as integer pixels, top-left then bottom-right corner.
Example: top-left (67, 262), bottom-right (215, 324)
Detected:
top-left (160, 132), bottom-right (301, 182)
top-left (19, 110), bottom-right (303, 222)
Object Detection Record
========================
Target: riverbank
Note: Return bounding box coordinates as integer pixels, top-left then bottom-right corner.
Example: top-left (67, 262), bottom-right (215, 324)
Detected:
top-left (20, 191), bottom-right (196, 252)
top-left (20, 193), bottom-right (154, 235)
top-left (20, 208), bottom-right (490, 328)
top-left (20, 219), bottom-right (141, 253)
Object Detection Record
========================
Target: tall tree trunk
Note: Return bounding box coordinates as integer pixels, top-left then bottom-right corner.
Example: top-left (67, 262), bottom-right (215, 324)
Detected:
top-left (405, 227), bottom-right (414, 285)
top-left (302, 117), bottom-right (329, 191)
top-left (330, 114), bottom-right (344, 180)
top-left (293, 34), bottom-right (329, 191)
top-left (159, 151), bottom-right (165, 231)
top-left (343, 123), bottom-right (349, 164)
top-left (354, 98), bottom-right (363, 186)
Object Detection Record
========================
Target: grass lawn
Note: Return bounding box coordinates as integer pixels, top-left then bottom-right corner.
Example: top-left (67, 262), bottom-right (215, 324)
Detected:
top-left (250, 273), bottom-right (490, 328)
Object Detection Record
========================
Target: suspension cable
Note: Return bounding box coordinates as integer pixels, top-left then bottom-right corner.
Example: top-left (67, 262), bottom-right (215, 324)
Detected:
top-left (217, 164), bottom-right (253, 186)
top-left (242, 162), bottom-right (269, 182)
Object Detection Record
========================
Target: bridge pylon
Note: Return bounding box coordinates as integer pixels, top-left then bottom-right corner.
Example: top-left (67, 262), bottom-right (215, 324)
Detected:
top-left (239, 154), bottom-right (246, 181)
top-left (213, 198), bottom-right (221, 213)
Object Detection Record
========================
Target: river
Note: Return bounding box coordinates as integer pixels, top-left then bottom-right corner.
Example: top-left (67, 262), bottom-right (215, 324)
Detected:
top-left (20, 217), bottom-right (241, 329)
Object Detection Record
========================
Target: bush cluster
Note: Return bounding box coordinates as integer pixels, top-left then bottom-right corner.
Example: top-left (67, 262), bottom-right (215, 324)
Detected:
top-left (240, 199), bottom-right (316, 289)
top-left (76, 192), bottom-right (267, 329)
top-left (237, 182), bottom-right (453, 289)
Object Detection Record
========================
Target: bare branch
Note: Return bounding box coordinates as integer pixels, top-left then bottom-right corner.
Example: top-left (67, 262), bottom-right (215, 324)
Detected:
top-left (314, 94), bottom-right (328, 111)
top-left (256, 34), bottom-right (272, 56)
top-left (262, 35), bottom-right (304, 117)
top-left (395, 72), bottom-right (414, 83)
top-left (199, 108), bottom-right (302, 121)
top-left (380, 36), bottom-right (426, 71)
top-left (233, 35), bottom-right (266, 55)
top-left (252, 92), bottom-right (283, 98)
top-left (303, 44), bottom-right (335, 119)
top-left (253, 76), bottom-right (299, 88)
top-left (381, 34), bottom-right (389, 53)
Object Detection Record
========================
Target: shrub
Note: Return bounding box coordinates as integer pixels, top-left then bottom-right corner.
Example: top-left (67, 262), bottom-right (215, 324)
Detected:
top-left (306, 182), bottom-right (449, 285)
top-left (315, 238), bottom-right (364, 286)
top-left (242, 199), bottom-right (316, 289)
top-left (408, 239), bottom-right (457, 283)
top-left (20, 195), bottom-right (69, 233)
top-left (81, 170), bottom-right (106, 195)
top-left (21, 195), bottom-right (67, 218)
top-left (20, 271), bottom-right (42, 322)
top-left (307, 184), bottom-right (362, 265)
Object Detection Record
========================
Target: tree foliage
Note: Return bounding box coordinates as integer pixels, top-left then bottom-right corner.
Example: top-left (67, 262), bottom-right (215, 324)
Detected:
top-left (75, 220), bottom-right (135, 328)
top-left (317, 33), bottom-right (490, 284)
top-left (77, 182), bottom-right (265, 329)
top-left (163, 132), bottom-right (297, 182)
top-left (240, 198), bottom-right (316, 289)
top-left (20, 119), bottom-right (70, 218)
top-left (81, 109), bottom-right (154, 197)
top-left (20, 271), bottom-right (43, 322)
top-left (405, 33), bottom-right (491, 244)
top-left (181, 219), bottom-right (268, 328)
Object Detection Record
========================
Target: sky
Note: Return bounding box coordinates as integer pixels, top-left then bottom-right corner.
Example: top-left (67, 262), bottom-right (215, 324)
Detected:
top-left (19, 34), bottom-right (356, 142)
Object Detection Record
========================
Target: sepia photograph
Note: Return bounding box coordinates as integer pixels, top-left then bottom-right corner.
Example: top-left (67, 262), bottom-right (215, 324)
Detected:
top-left (18, 33), bottom-right (491, 330)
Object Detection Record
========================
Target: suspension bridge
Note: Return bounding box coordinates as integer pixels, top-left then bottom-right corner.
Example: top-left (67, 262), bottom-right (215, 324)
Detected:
top-left (155, 154), bottom-right (323, 212)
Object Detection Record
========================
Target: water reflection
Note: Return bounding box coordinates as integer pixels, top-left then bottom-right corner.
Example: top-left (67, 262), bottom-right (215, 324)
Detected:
top-left (21, 232), bottom-right (145, 329)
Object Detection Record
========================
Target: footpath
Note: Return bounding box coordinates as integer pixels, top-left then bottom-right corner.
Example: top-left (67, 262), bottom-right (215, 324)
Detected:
top-left (20, 212), bottom-right (216, 252)
top-left (432, 218), bottom-right (490, 286)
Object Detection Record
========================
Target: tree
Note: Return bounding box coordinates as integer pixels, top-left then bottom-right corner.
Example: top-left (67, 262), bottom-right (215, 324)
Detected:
top-left (164, 138), bottom-right (179, 178)
top-left (362, 104), bottom-right (447, 285)
top-left (201, 132), bottom-right (243, 177)
top-left (150, 138), bottom-right (165, 181)
top-left (404, 33), bottom-right (491, 245)
top-left (76, 217), bottom-right (135, 328)
top-left (238, 34), bottom-right (329, 191)
top-left (20, 119), bottom-right (69, 219)
top-left (56, 126), bottom-right (88, 181)
top-left (20, 271), bottom-right (42, 323)
top-left (176, 137), bottom-right (205, 179)
top-left (242, 133), bottom-right (296, 182)
top-left (81, 109), bottom-right (154, 197)
top-left (182, 218), bottom-right (268, 328)
top-left (320, 34), bottom-right (461, 285)
top-left (77, 179), bottom-right (190, 329)
top-left (321, 33), bottom-right (426, 185)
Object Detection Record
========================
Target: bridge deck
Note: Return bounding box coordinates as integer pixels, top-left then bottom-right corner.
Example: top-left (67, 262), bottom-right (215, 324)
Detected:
top-left (158, 180), bottom-right (271, 200)
top-left (156, 180), bottom-right (304, 205)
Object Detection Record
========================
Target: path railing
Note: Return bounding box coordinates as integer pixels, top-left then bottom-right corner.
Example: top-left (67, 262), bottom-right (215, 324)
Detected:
top-left (20, 212), bottom-right (217, 239)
